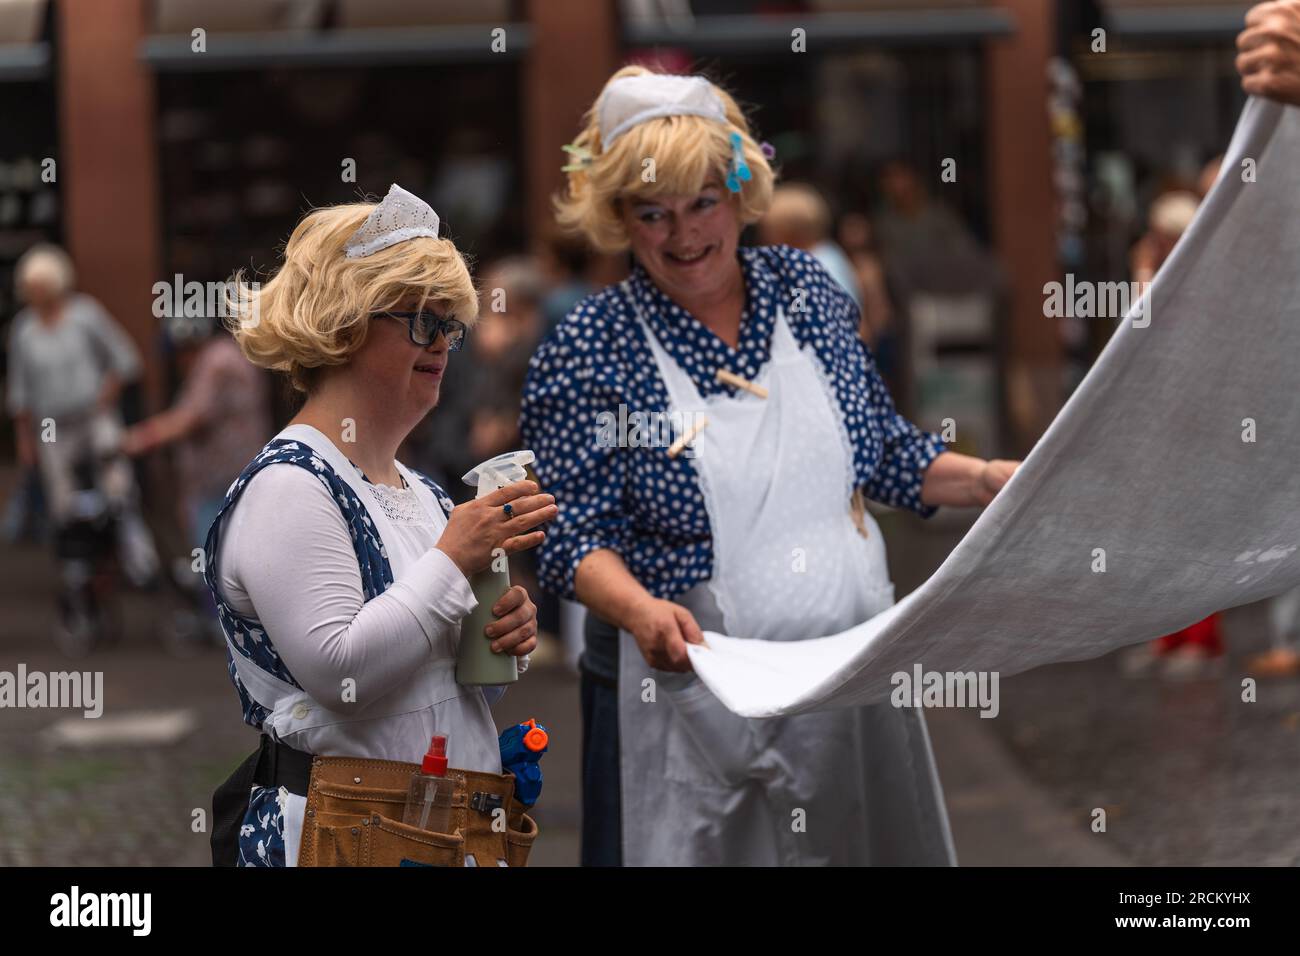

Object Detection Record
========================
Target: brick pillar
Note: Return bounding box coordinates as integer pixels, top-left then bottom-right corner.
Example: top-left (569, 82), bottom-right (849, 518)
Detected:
top-left (57, 0), bottom-right (162, 410)
top-left (523, 0), bottom-right (619, 259)
top-left (986, 0), bottom-right (1060, 455)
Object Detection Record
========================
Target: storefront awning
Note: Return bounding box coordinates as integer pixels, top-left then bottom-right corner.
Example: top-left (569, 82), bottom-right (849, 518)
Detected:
top-left (141, 0), bottom-right (530, 71)
top-left (1101, 1), bottom-right (1252, 39)
top-left (140, 26), bottom-right (532, 71)
top-left (624, 6), bottom-right (1016, 52)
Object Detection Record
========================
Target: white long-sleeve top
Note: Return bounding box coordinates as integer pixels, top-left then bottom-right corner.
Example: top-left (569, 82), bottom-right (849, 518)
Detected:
top-left (214, 425), bottom-right (513, 772)
top-left (217, 464), bottom-right (469, 701)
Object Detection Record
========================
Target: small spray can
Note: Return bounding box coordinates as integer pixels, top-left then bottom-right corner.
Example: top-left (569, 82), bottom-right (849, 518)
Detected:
top-left (455, 451), bottom-right (536, 686)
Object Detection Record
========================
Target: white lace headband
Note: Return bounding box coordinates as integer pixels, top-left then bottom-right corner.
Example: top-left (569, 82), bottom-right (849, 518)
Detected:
top-left (597, 74), bottom-right (728, 149)
top-left (344, 183), bottom-right (441, 259)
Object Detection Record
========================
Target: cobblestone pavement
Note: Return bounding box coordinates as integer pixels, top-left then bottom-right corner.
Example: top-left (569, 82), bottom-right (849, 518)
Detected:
top-left (988, 617), bottom-right (1300, 866)
top-left (888, 511), bottom-right (1300, 867)
top-left (1, 500), bottom-right (1295, 866)
top-left (0, 619), bottom-right (583, 867)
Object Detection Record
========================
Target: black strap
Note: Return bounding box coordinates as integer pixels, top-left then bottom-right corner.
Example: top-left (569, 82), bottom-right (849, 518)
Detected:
top-left (255, 733), bottom-right (314, 794)
top-left (210, 735), bottom-right (313, 867)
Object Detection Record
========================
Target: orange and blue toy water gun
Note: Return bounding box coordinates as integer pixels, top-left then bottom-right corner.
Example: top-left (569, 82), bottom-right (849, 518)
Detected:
top-left (498, 718), bottom-right (548, 807)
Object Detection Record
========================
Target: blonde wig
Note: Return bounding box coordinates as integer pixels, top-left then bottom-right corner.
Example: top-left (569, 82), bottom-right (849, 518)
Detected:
top-left (229, 202), bottom-right (478, 392)
top-left (554, 65), bottom-right (775, 253)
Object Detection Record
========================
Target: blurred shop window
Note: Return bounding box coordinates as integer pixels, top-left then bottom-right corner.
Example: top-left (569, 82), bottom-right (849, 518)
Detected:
top-left (1075, 2), bottom-right (1248, 372)
top-left (709, 37), bottom-right (998, 452)
top-left (0, 0), bottom-right (43, 42)
top-left (150, 0), bottom-right (526, 427)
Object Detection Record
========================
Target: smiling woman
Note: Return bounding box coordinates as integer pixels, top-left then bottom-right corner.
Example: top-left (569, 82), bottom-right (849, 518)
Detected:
top-left (523, 67), bottom-right (1020, 868)
top-left (205, 185), bottom-right (557, 867)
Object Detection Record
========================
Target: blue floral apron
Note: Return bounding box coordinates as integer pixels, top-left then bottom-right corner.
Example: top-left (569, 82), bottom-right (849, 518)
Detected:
top-left (203, 437), bottom-right (453, 866)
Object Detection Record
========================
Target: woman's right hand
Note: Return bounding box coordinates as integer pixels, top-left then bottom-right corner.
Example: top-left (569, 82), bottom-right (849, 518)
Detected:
top-left (626, 596), bottom-right (705, 673)
top-left (435, 480), bottom-right (557, 578)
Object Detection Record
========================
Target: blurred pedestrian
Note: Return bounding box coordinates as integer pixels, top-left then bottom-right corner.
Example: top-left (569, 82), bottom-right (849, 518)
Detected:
top-left (837, 211), bottom-right (895, 351)
top-left (1245, 584), bottom-right (1300, 677)
top-left (122, 317), bottom-right (272, 573)
top-left (5, 243), bottom-right (159, 587)
top-left (538, 231), bottom-right (596, 334)
top-left (873, 158), bottom-right (998, 298)
top-left (758, 182), bottom-right (864, 311)
top-left (1129, 189), bottom-right (1199, 285)
top-left (418, 255), bottom-right (546, 491)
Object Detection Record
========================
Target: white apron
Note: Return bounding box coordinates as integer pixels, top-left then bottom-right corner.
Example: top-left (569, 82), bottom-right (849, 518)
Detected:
top-left (617, 288), bottom-right (956, 865)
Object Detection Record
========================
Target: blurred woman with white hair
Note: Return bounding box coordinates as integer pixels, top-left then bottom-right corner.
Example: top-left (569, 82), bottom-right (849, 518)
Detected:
top-left (5, 243), bottom-right (159, 586)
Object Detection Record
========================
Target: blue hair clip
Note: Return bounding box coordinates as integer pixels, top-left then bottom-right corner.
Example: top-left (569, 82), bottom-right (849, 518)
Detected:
top-left (726, 131), bottom-right (753, 193)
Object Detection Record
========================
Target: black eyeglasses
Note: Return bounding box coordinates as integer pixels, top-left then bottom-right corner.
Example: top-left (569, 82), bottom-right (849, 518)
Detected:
top-left (375, 310), bottom-right (467, 351)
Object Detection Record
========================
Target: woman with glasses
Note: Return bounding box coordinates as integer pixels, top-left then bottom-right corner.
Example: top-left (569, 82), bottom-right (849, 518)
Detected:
top-left (204, 186), bottom-right (557, 866)
top-left (521, 69), bottom-right (1019, 866)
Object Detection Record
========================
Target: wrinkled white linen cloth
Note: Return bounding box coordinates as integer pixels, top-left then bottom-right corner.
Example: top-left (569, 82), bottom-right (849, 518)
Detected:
top-left (688, 97), bottom-right (1300, 718)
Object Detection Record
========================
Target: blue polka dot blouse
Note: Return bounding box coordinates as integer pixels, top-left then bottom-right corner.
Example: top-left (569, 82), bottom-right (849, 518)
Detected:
top-left (519, 244), bottom-right (947, 602)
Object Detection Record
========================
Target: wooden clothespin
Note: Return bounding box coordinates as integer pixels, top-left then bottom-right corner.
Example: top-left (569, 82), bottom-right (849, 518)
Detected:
top-left (667, 415), bottom-right (709, 459)
top-left (716, 368), bottom-right (768, 399)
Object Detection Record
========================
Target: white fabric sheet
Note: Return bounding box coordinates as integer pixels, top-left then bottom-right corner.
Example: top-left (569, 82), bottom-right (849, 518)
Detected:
top-left (688, 98), bottom-right (1300, 718)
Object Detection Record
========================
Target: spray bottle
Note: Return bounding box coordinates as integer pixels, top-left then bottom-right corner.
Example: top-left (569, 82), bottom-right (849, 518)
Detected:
top-left (402, 734), bottom-right (454, 833)
top-left (455, 450), bottom-right (536, 686)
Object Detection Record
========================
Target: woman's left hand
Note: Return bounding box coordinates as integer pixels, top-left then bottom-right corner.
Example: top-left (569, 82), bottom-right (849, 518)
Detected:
top-left (974, 459), bottom-right (1020, 506)
top-left (483, 585), bottom-right (538, 657)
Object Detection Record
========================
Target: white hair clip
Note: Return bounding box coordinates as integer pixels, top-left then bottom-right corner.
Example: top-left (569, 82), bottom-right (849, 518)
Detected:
top-left (598, 74), bottom-right (728, 149)
top-left (344, 183), bottom-right (441, 259)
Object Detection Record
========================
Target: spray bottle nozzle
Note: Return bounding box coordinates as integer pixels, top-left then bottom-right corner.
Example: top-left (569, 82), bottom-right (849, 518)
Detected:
top-left (420, 734), bottom-right (449, 776)
top-left (463, 450), bottom-right (536, 500)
